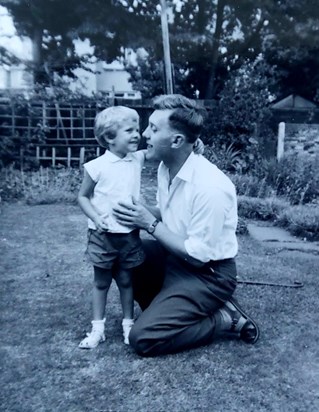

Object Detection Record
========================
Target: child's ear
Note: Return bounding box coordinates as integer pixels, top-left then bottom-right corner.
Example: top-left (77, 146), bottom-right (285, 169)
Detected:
top-left (105, 137), bottom-right (114, 146)
top-left (171, 134), bottom-right (185, 149)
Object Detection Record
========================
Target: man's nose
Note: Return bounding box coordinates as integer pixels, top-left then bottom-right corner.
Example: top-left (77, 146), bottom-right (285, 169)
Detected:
top-left (142, 126), bottom-right (150, 139)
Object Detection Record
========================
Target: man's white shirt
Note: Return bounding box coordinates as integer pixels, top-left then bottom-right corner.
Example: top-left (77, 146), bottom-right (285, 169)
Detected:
top-left (84, 150), bottom-right (145, 233)
top-left (157, 152), bottom-right (238, 262)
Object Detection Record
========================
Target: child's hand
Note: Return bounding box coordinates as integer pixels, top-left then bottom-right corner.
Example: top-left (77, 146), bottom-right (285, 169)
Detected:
top-left (193, 138), bottom-right (205, 155)
top-left (93, 214), bottom-right (109, 233)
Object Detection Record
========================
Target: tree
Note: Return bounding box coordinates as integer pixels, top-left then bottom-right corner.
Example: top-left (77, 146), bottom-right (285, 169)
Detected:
top-left (203, 59), bottom-right (277, 170)
top-left (129, 0), bottom-right (276, 98)
top-left (262, 0), bottom-right (319, 101)
top-left (127, 0), bottom-right (319, 100)
top-left (1, 0), bottom-right (158, 85)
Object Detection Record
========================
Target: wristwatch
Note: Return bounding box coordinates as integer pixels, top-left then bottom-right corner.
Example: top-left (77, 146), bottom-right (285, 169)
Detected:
top-left (146, 219), bottom-right (159, 234)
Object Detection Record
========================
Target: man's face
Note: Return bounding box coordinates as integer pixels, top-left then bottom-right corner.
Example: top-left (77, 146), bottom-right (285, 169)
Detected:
top-left (143, 109), bottom-right (175, 161)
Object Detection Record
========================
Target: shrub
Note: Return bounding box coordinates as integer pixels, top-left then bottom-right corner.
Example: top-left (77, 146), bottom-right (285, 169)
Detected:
top-left (204, 143), bottom-right (243, 172)
top-left (230, 174), bottom-right (275, 198)
top-left (236, 216), bottom-right (249, 235)
top-left (276, 204), bottom-right (319, 241)
top-left (0, 166), bottom-right (82, 204)
top-left (238, 196), bottom-right (290, 221)
top-left (258, 152), bottom-right (319, 205)
top-left (202, 60), bottom-right (277, 172)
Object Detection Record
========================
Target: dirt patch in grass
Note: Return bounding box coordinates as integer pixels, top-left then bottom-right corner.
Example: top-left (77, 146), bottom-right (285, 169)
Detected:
top-left (1, 199), bottom-right (319, 411)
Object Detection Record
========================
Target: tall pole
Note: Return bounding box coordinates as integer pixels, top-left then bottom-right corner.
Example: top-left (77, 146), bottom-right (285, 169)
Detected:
top-left (160, 0), bottom-right (173, 94)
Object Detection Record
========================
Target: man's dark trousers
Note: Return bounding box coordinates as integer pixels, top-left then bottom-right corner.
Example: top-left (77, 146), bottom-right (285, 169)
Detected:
top-left (129, 240), bottom-right (237, 356)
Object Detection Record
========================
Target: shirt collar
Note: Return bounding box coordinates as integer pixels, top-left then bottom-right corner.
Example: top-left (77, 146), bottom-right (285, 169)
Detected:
top-left (174, 152), bottom-right (197, 183)
top-left (104, 150), bottom-right (133, 163)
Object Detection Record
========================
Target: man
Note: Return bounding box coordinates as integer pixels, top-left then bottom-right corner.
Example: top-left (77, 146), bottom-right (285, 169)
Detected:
top-left (113, 94), bottom-right (259, 357)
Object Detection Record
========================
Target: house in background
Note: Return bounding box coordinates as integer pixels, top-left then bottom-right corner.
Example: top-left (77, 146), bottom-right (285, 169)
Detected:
top-left (0, 6), bottom-right (140, 98)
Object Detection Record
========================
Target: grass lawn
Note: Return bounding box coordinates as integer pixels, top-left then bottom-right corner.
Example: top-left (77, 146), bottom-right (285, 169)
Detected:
top-left (1, 169), bottom-right (319, 411)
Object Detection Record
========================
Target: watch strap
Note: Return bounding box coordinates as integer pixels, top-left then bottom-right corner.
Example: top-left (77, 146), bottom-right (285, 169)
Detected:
top-left (147, 219), bottom-right (159, 234)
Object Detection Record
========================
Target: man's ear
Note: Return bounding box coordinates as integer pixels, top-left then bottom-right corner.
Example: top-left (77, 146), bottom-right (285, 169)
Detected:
top-left (171, 133), bottom-right (185, 149)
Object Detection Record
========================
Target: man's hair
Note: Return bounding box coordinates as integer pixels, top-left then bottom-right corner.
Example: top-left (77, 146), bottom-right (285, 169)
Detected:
top-left (94, 106), bottom-right (139, 147)
top-left (152, 94), bottom-right (206, 144)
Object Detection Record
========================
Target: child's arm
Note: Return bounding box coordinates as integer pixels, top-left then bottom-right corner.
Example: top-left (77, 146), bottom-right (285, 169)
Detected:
top-left (78, 170), bottom-right (108, 232)
top-left (193, 138), bottom-right (205, 154)
top-left (137, 149), bottom-right (148, 161)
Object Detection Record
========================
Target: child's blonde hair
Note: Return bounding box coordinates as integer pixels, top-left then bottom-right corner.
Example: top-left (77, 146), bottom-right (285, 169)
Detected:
top-left (94, 106), bottom-right (139, 147)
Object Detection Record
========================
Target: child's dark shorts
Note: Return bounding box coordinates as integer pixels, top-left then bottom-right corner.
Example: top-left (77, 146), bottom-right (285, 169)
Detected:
top-left (86, 229), bottom-right (145, 270)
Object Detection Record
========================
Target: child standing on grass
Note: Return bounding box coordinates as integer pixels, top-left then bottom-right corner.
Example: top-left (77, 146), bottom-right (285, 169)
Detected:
top-left (78, 106), bottom-right (146, 348)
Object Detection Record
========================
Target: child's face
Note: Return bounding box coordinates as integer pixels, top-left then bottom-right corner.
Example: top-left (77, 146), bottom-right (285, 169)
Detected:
top-left (108, 117), bottom-right (140, 158)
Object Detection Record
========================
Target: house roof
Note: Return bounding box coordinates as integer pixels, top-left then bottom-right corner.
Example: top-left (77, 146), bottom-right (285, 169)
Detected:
top-left (271, 94), bottom-right (318, 109)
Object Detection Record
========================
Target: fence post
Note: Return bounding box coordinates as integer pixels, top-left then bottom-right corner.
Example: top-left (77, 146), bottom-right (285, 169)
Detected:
top-left (36, 146), bottom-right (40, 161)
top-left (52, 147), bottom-right (56, 167)
top-left (277, 122), bottom-right (285, 160)
top-left (27, 102), bottom-right (31, 140)
top-left (42, 101), bottom-right (46, 128)
top-left (80, 147), bottom-right (85, 166)
top-left (67, 147), bottom-right (71, 167)
top-left (11, 101), bottom-right (15, 137)
top-left (96, 147), bottom-right (100, 157)
top-left (20, 147), bottom-right (24, 169)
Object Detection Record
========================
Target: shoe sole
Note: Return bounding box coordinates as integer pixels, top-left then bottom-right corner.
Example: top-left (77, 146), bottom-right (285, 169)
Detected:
top-left (227, 298), bottom-right (260, 344)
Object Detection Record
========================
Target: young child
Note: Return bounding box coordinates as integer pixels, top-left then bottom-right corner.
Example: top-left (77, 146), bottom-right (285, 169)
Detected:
top-left (78, 106), bottom-right (146, 348)
top-left (78, 105), bottom-right (204, 349)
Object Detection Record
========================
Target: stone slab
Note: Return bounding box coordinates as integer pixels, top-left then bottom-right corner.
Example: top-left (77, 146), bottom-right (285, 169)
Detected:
top-left (247, 223), bottom-right (319, 254)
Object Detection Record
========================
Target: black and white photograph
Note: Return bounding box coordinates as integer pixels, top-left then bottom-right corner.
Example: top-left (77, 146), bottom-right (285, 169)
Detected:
top-left (0, 1), bottom-right (318, 411)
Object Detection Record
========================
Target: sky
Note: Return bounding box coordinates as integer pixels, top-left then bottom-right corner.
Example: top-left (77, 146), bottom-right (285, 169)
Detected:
top-left (0, 5), bottom-right (33, 60)
top-left (0, 5), bottom-right (93, 62)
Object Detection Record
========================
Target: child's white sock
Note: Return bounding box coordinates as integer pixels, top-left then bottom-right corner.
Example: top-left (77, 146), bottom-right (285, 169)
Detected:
top-left (92, 318), bottom-right (106, 333)
top-left (122, 318), bottom-right (134, 345)
top-left (79, 318), bottom-right (106, 349)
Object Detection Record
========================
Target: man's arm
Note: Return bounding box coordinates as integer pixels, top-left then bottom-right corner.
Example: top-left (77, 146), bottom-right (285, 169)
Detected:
top-left (112, 199), bottom-right (204, 267)
top-left (149, 220), bottom-right (205, 267)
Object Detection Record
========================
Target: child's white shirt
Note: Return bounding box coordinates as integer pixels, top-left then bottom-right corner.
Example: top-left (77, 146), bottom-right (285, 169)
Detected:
top-left (84, 150), bottom-right (145, 233)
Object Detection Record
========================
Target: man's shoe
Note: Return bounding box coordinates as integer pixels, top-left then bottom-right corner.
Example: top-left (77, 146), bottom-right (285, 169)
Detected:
top-left (221, 297), bottom-right (260, 344)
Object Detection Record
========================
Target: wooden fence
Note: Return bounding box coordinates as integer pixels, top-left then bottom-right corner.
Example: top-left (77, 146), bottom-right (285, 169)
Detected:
top-left (0, 99), bottom-right (105, 142)
top-left (0, 98), bottom-right (153, 166)
top-left (35, 145), bottom-right (103, 167)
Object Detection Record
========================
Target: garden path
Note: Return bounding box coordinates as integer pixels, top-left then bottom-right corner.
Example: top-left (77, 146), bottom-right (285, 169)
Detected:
top-left (247, 222), bottom-right (319, 255)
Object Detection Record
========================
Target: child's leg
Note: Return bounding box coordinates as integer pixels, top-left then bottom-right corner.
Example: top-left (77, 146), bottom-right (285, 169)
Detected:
top-left (79, 266), bottom-right (112, 349)
top-left (115, 268), bottom-right (134, 319)
top-left (115, 269), bottom-right (134, 344)
top-left (92, 266), bottom-right (113, 319)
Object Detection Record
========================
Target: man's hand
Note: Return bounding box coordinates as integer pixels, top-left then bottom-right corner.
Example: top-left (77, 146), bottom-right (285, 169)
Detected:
top-left (112, 198), bottom-right (155, 230)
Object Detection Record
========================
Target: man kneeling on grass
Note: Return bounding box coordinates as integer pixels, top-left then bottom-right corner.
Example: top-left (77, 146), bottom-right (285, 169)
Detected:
top-left (113, 94), bottom-right (260, 357)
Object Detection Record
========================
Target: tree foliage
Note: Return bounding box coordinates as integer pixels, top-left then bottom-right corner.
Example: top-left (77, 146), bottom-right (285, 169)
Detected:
top-left (1, 0), bottom-right (158, 84)
top-left (2, 0), bottom-right (318, 103)
top-left (203, 59), bottom-right (277, 171)
top-left (127, 0), bottom-right (319, 100)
